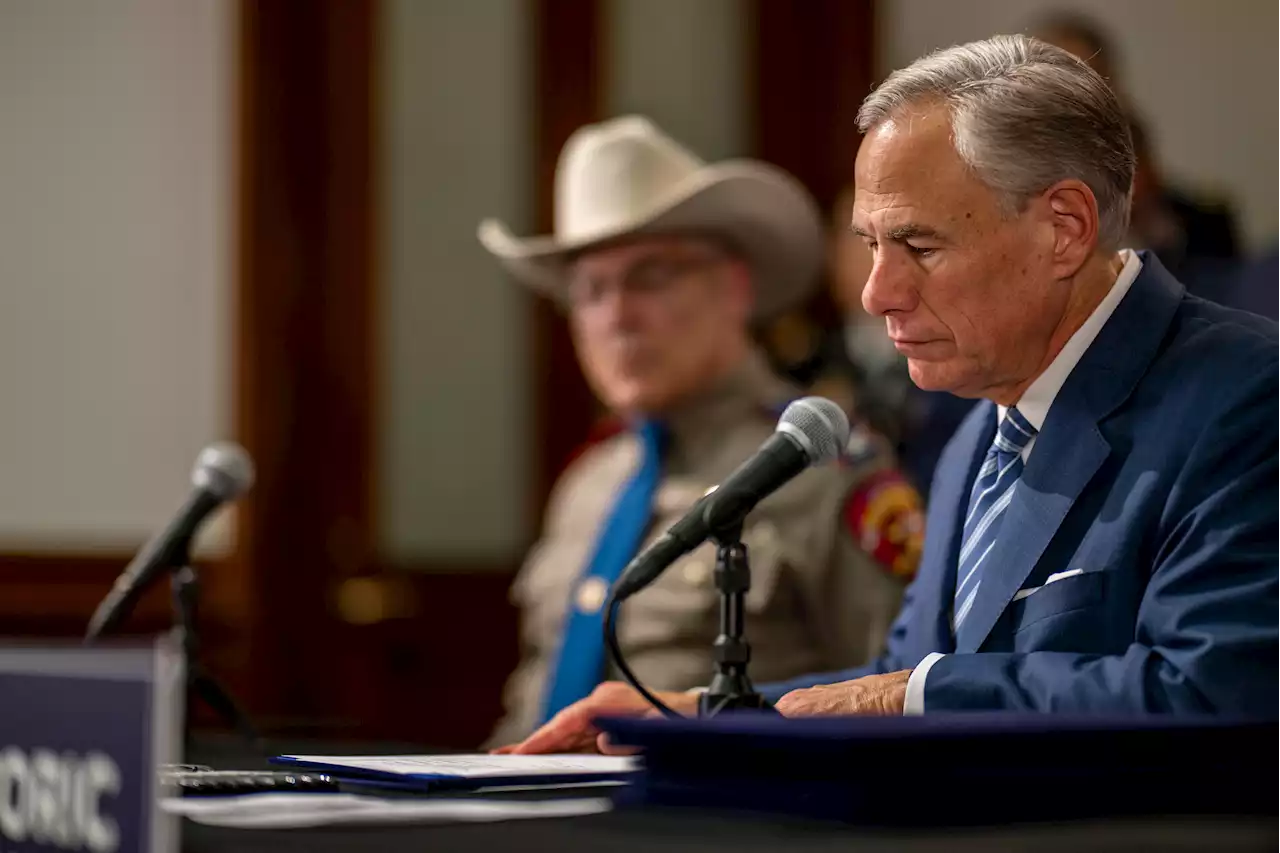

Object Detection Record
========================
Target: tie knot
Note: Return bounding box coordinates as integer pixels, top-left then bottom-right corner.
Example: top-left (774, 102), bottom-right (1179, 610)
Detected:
top-left (992, 407), bottom-right (1037, 457)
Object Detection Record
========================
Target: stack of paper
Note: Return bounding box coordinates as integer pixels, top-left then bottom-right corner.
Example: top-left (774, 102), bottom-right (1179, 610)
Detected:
top-left (163, 792), bottom-right (611, 829)
top-left (270, 754), bottom-right (639, 792)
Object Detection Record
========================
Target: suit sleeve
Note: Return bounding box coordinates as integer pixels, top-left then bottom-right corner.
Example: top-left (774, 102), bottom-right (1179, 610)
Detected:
top-left (921, 364), bottom-right (1279, 715)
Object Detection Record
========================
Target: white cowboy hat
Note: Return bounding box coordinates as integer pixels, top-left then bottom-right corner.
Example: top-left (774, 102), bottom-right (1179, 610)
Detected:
top-left (477, 115), bottom-right (823, 320)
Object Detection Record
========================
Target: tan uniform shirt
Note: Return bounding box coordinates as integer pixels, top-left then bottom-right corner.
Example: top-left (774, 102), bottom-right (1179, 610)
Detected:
top-left (487, 351), bottom-right (920, 746)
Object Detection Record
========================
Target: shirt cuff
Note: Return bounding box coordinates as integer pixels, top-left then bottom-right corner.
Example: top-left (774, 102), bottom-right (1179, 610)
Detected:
top-left (903, 652), bottom-right (945, 715)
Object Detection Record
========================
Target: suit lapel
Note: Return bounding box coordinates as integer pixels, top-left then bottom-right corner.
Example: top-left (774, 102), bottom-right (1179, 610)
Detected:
top-left (953, 419), bottom-right (1109, 651)
top-left (954, 252), bottom-right (1186, 652)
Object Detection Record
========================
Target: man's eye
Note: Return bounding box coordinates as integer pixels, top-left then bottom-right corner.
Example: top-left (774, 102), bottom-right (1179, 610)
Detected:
top-left (907, 244), bottom-right (936, 257)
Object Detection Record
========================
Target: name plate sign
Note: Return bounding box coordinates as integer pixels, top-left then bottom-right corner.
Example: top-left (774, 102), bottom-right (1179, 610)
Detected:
top-left (0, 638), bottom-right (183, 853)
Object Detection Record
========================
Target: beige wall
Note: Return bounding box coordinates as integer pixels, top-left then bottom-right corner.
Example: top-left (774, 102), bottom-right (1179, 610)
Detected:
top-left (606, 0), bottom-right (750, 162)
top-left (0, 0), bottom-right (233, 552)
top-left (880, 0), bottom-right (1279, 252)
top-left (377, 0), bottom-right (534, 563)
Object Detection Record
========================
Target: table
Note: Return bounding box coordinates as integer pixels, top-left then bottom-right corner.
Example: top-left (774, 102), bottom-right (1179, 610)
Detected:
top-left (180, 733), bottom-right (1277, 852)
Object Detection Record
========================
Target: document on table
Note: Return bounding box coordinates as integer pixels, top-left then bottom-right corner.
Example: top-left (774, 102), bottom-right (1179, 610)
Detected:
top-left (270, 754), bottom-right (640, 791)
top-left (162, 792), bottom-right (612, 829)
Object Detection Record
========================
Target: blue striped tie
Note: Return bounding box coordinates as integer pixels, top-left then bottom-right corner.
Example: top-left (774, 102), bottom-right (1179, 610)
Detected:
top-left (953, 407), bottom-right (1037, 633)
top-left (538, 420), bottom-right (666, 724)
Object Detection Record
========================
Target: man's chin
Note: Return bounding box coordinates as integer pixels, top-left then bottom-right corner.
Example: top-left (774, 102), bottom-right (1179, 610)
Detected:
top-left (602, 385), bottom-right (672, 417)
top-left (906, 361), bottom-right (965, 395)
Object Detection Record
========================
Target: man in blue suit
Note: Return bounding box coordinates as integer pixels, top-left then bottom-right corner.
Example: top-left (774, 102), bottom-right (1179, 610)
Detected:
top-left (497, 35), bottom-right (1278, 755)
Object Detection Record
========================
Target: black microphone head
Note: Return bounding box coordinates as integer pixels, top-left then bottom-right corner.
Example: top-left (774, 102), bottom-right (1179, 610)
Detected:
top-left (191, 441), bottom-right (255, 500)
top-left (776, 397), bottom-right (850, 465)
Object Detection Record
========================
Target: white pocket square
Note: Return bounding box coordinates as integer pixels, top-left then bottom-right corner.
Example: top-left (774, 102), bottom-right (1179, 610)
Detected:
top-left (1012, 568), bottom-right (1085, 602)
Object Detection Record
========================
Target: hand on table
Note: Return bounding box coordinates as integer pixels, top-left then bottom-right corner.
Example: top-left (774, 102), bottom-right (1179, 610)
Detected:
top-left (774, 670), bottom-right (911, 717)
top-left (492, 682), bottom-right (700, 755)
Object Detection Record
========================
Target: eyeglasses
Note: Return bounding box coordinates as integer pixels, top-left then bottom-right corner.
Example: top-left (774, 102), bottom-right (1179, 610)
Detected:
top-left (565, 251), bottom-right (726, 308)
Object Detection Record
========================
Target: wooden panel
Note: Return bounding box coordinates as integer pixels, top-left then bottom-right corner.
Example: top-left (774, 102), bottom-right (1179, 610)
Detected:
top-left (0, 553), bottom-right (170, 636)
top-left (528, 0), bottom-right (604, 518)
top-left (327, 566), bottom-right (519, 748)
top-left (234, 0), bottom-right (378, 726)
top-left (748, 0), bottom-right (876, 338)
top-left (750, 0), bottom-right (876, 217)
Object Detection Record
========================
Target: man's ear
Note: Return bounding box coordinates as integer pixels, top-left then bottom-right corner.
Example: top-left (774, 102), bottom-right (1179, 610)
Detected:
top-left (1042, 179), bottom-right (1099, 278)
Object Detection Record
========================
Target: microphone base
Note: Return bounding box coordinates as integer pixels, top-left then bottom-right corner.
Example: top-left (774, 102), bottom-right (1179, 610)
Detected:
top-left (697, 526), bottom-right (779, 719)
top-left (172, 565), bottom-right (264, 753)
top-left (697, 680), bottom-right (776, 717)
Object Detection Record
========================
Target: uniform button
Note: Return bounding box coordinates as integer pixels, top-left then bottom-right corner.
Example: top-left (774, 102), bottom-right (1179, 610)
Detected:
top-left (575, 576), bottom-right (609, 613)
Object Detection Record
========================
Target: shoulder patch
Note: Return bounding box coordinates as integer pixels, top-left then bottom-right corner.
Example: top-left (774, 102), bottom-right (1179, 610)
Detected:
top-left (843, 468), bottom-right (925, 579)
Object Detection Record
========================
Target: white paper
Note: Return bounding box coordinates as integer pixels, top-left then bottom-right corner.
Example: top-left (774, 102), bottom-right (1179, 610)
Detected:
top-left (161, 793), bottom-right (612, 829)
top-left (278, 754), bottom-right (639, 780)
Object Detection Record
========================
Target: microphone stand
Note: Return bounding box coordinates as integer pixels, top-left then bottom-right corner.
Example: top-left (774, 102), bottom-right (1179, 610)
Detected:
top-left (697, 521), bottom-right (777, 717)
top-left (169, 560), bottom-right (263, 753)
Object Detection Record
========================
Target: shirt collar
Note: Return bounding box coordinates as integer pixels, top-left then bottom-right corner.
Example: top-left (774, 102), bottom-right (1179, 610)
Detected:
top-left (998, 249), bottom-right (1143, 429)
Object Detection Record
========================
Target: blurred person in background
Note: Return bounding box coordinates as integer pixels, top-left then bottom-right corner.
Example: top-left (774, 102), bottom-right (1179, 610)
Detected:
top-left (1124, 111), bottom-right (1241, 300)
top-left (477, 116), bottom-right (922, 746)
top-left (1033, 11), bottom-right (1243, 299)
top-left (1226, 248), bottom-right (1279, 321)
top-left (1031, 11), bottom-right (1125, 100)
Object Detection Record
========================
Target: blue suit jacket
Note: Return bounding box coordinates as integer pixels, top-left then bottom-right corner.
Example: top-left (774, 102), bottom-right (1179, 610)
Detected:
top-left (763, 253), bottom-right (1279, 715)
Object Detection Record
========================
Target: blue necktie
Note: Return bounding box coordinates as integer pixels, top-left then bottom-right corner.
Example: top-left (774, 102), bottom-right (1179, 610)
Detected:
top-left (953, 407), bottom-right (1037, 635)
top-left (538, 420), bottom-right (666, 724)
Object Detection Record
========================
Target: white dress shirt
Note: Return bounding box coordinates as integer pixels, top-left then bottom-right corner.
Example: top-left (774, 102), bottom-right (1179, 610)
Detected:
top-left (903, 250), bottom-right (1143, 715)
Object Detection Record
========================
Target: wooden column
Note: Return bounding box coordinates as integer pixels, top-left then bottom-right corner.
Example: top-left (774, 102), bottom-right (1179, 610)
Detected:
top-left (232, 0), bottom-right (378, 726)
top-left (529, 0), bottom-right (604, 518)
top-left (750, 0), bottom-right (876, 218)
top-left (746, 0), bottom-right (877, 343)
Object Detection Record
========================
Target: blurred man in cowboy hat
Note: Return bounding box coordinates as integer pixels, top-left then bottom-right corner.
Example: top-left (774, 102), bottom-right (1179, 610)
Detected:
top-left (478, 116), bottom-right (922, 747)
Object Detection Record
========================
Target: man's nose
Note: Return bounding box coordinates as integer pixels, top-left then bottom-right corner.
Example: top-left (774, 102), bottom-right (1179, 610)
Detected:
top-left (861, 255), bottom-right (917, 317)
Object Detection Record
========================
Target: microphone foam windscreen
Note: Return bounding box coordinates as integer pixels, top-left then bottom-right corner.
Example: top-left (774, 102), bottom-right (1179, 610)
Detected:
top-left (778, 397), bottom-right (850, 464)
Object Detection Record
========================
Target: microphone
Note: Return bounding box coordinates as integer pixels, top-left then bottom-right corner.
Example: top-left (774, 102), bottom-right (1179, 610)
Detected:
top-left (85, 442), bottom-right (255, 641)
top-left (611, 397), bottom-right (849, 601)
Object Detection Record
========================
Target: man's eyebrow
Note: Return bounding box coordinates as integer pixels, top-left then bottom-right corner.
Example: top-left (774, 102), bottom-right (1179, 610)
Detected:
top-left (849, 223), bottom-right (944, 240)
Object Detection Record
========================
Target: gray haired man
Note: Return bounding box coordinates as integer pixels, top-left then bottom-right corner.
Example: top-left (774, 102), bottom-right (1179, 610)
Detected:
top-left (503, 33), bottom-right (1278, 754)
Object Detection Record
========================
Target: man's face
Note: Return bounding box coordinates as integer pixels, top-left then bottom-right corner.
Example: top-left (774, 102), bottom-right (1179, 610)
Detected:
top-left (566, 236), bottom-right (750, 414)
top-left (854, 106), bottom-right (1068, 399)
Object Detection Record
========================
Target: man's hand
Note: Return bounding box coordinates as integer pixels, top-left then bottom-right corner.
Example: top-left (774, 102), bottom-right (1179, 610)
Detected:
top-left (491, 682), bottom-right (700, 755)
top-left (773, 670), bottom-right (911, 717)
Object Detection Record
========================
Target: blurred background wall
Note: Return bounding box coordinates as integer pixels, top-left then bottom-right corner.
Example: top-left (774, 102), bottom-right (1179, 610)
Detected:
top-left (0, 0), bottom-right (1273, 749)
top-left (0, 0), bottom-right (235, 648)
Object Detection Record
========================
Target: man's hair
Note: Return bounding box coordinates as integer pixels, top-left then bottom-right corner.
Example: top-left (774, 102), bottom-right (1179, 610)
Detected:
top-left (857, 34), bottom-right (1135, 249)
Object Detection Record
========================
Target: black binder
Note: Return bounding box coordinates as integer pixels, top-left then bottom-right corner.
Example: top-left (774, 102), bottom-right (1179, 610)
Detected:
top-left (596, 712), bottom-right (1277, 826)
